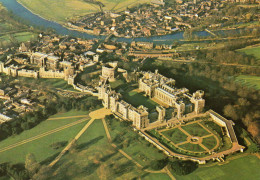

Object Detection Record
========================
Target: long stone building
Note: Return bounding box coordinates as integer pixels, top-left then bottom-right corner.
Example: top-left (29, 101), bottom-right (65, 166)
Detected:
top-left (97, 80), bottom-right (149, 129)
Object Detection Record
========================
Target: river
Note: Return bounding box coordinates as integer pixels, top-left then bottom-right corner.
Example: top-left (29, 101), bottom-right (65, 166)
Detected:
top-left (0, 0), bottom-right (245, 44)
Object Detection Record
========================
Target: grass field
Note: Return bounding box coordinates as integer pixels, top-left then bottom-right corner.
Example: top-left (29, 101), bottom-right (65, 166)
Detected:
top-left (18, 77), bottom-right (77, 91)
top-left (174, 155), bottom-right (260, 180)
top-left (235, 75), bottom-right (260, 90)
top-left (182, 123), bottom-right (210, 137)
top-left (179, 143), bottom-right (205, 152)
top-left (110, 79), bottom-right (125, 89)
top-left (0, 110), bottom-right (89, 164)
top-left (122, 90), bottom-right (158, 110)
top-left (18, 0), bottom-right (152, 23)
top-left (109, 119), bottom-right (166, 168)
top-left (202, 136), bottom-right (217, 150)
top-left (50, 119), bottom-right (170, 179)
top-left (237, 45), bottom-right (260, 60)
top-left (161, 128), bottom-right (188, 144)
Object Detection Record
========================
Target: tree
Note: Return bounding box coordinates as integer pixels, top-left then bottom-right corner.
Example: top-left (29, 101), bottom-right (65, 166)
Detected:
top-left (223, 104), bottom-right (238, 120)
top-left (150, 158), bottom-right (168, 170)
top-left (248, 122), bottom-right (260, 140)
top-left (242, 114), bottom-right (253, 127)
top-left (169, 160), bottom-right (198, 176)
top-left (25, 153), bottom-right (40, 177)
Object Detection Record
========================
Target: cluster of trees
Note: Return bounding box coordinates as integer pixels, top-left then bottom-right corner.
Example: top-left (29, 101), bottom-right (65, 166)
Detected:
top-left (0, 163), bottom-right (29, 180)
top-left (141, 49), bottom-right (260, 144)
top-left (169, 160), bottom-right (198, 176)
top-left (204, 49), bottom-right (259, 66)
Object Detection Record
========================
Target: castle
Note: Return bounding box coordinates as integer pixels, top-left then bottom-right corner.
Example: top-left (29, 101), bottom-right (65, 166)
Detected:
top-left (97, 70), bottom-right (206, 129)
top-left (98, 80), bottom-right (150, 129)
top-left (139, 70), bottom-right (205, 119)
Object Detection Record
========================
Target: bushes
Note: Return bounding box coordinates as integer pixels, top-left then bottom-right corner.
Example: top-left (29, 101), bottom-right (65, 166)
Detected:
top-left (150, 158), bottom-right (168, 170)
top-left (0, 163), bottom-right (29, 180)
top-left (169, 160), bottom-right (198, 176)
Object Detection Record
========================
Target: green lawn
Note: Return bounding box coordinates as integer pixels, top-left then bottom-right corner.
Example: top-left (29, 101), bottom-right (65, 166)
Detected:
top-left (202, 136), bottom-right (217, 150)
top-left (50, 109), bottom-right (89, 118)
top-left (18, 77), bottom-right (77, 91)
top-left (110, 79), bottom-right (125, 89)
top-left (49, 118), bottom-right (170, 179)
top-left (174, 155), bottom-right (260, 180)
top-left (109, 119), bottom-right (165, 168)
top-left (18, 0), bottom-right (152, 23)
top-left (182, 123), bottom-right (210, 137)
top-left (0, 110), bottom-right (90, 164)
top-left (161, 128), bottom-right (188, 144)
top-left (237, 45), bottom-right (260, 60)
top-left (122, 90), bottom-right (158, 110)
top-left (235, 75), bottom-right (260, 90)
top-left (179, 143), bottom-right (205, 152)
top-left (0, 32), bottom-right (37, 46)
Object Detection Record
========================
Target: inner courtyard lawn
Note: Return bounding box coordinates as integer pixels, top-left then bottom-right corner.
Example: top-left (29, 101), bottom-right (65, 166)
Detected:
top-left (122, 90), bottom-right (158, 110)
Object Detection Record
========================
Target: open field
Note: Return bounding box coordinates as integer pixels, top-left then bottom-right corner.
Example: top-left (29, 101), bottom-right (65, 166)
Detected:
top-left (236, 44), bottom-right (260, 60)
top-left (0, 31), bottom-right (37, 44)
top-left (18, 0), bottom-right (152, 23)
top-left (122, 89), bottom-right (158, 110)
top-left (174, 155), bottom-right (260, 180)
top-left (0, 4), bottom-right (37, 47)
top-left (235, 75), bottom-right (260, 90)
top-left (108, 118), bottom-right (166, 168)
top-left (0, 110), bottom-right (89, 164)
top-left (50, 119), bottom-right (170, 179)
